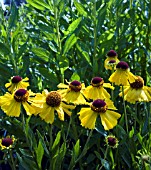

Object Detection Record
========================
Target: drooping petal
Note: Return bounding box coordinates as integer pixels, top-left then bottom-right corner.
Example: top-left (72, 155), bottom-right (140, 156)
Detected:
top-left (22, 102), bottom-right (35, 115)
top-left (55, 106), bottom-right (64, 121)
top-left (39, 103), bottom-right (50, 119)
top-left (100, 110), bottom-right (121, 130)
top-left (61, 102), bottom-right (75, 109)
top-left (1, 99), bottom-right (21, 117)
top-left (103, 83), bottom-right (114, 90)
top-left (44, 108), bottom-right (55, 124)
top-left (78, 108), bottom-right (98, 129)
top-left (127, 72), bottom-right (137, 84)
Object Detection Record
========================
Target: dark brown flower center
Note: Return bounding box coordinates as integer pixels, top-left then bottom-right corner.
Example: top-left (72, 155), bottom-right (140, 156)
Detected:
top-left (14, 89), bottom-right (29, 102)
top-left (107, 50), bottom-right (117, 57)
top-left (12, 76), bottom-right (22, 83)
top-left (91, 99), bottom-right (107, 113)
top-left (108, 60), bottom-right (116, 64)
top-left (69, 80), bottom-right (82, 92)
top-left (46, 91), bottom-right (62, 107)
top-left (116, 61), bottom-right (129, 70)
top-left (107, 137), bottom-right (117, 147)
top-left (2, 138), bottom-right (13, 147)
top-left (130, 76), bottom-right (144, 89)
top-left (91, 77), bottom-right (104, 87)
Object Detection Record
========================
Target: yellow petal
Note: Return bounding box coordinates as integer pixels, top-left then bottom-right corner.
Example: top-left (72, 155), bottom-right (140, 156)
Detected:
top-left (44, 107), bottom-right (55, 124)
top-left (61, 102), bottom-right (75, 110)
top-left (100, 110), bottom-right (121, 130)
top-left (5, 82), bottom-right (12, 88)
top-left (1, 99), bottom-right (21, 117)
top-left (39, 103), bottom-right (50, 118)
top-left (55, 106), bottom-right (64, 121)
top-left (22, 102), bottom-right (35, 116)
top-left (57, 83), bottom-right (69, 89)
top-left (62, 107), bottom-right (72, 116)
top-left (78, 108), bottom-right (97, 129)
top-left (103, 83), bottom-right (114, 90)
top-left (128, 72), bottom-right (137, 83)
top-left (22, 77), bottom-right (29, 81)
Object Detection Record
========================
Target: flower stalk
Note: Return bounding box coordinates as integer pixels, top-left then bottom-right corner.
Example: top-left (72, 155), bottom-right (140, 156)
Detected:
top-left (122, 85), bottom-right (128, 133)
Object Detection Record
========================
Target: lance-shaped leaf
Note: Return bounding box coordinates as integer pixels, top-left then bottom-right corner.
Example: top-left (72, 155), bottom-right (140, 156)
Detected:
top-left (63, 34), bottom-right (77, 55)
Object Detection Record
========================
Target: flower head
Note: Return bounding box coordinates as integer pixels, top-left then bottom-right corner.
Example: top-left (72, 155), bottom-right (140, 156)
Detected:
top-left (109, 61), bottom-right (137, 86)
top-left (83, 77), bottom-right (114, 100)
top-left (0, 89), bottom-right (37, 117)
top-left (119, 76), bottom-right (151, 103)
top-left (5, 76), bottom-right (29, 93)
top-left (104, 50), bottom-right (120, 70)
top-left (105, 135), bottom-right (118, 148)
top-left (33, 90), bottom-right (75, 124)
top-left (0, 136), bottom-right (16, 150)
top-left (78, 99), bottom-right (121, 130)
top-left (57, 80), bottom-right (87, 105)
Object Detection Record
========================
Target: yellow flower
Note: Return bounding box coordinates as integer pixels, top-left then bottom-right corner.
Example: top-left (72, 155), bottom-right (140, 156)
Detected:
top-left (109, 61), bottom-right (137, 86)
top-left (0, 136), bottom-right (16, 150)
top-left (78, 99), bottom-right (121, 130)
top-left (83, 77), bottom-right (114, 100)
top-left (57, 80), bottom-right (87, 105)
top-left (119, 76), bottom-right (151, 103)
top-left (104, 50), bottom-right (120, 70)
top-left (0, 89), bottom-right (36, 117)
top-left (33, 90), bottom-right (75, 124)
top-left (5, 76), bottom-right (29, 93)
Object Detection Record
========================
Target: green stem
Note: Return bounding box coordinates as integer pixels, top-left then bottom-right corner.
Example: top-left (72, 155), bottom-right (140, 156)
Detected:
top-left (70, 129), bottom-right (93, 169)
top-left (134, 102), bottom-right (137, 131)
top-left (99, 146), bottom-right (109, 170)
top-left (9, 150), bottom-right (16, 170)
top-left (53, 1), bottom-right (64, 83)
top-left (75, 129), bottom-right (93, 163)
top-left (146, 103), bottom-right (151, 151)
top-left (122, 85), bottom-right (128, 133)
top-left (92, 0), bottom-right (97, 76)
top-left (111, 68), bottom-right (114, 100)
top-left (65, 115), bottom-right (72, 140)
top-left (49, 124), bottom-right (53, 150)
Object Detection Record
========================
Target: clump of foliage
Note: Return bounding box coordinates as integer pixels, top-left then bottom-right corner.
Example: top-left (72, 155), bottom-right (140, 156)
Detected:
top-left (0, 0), bottom-right (151, 170)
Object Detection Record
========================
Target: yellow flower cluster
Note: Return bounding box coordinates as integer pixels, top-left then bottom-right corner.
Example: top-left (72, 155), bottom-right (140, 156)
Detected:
top-left (0, 52), bottom-right (150, 132)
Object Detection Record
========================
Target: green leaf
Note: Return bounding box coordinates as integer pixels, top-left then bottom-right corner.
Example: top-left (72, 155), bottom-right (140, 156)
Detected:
top-left (59, 56), bottom-right (69, 72)
top-left (129, 127), bottom-right (134, 138)
top-left (74, 0), bottom-right (87, 17)
top-left (36, 140), bottom-right (44, 169)
top-left (52, 131), bottom-right (61, 151)
top-left (64, 17), bottom-right (82, 35)
top-left (0, 43), bottom-right (10, 55)
top-left (38, 67), bottom-right (58, 83)
top-left (17, 153), bottom-right (31, 170)
top-left (19, 149), bottom-right (33, 158)
top-left (55, 143), bottom-right (67, 170)
top-left (0, 63), bottom-right (12, 79)
top-left (70, 72), bottom-right (80, 81)
top-left (73, 140), bottom-right (80, 158)
top-left (69, 140), bottom-right (80, 169)
top-left (98, 29), bottom-right (115, 44)
top-left (26, 0), bottom-right (50, 10)
top-left (8, 2), bottom-right (18, 29)
top-left (36, 130), bottom-right (49, 156)
top-left (76, 43), bottom-right (91, 66)
top-left (32, 47), bottom-right (49, 62)
top-left (63, 34), bottom-right (77, 55)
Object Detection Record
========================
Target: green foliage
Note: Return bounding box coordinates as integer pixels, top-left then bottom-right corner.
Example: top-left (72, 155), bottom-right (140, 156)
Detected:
top-left (0, 0), bottom-right (151, 169)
